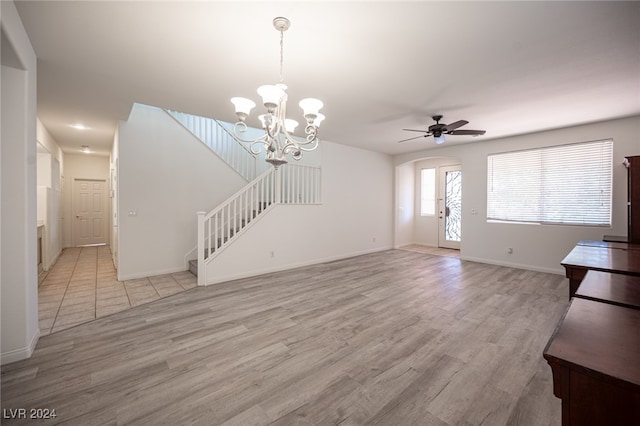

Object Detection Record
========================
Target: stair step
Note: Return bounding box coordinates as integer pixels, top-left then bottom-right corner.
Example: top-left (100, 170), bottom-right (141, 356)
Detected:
top-left (189, 259), bottom-right (198, 276)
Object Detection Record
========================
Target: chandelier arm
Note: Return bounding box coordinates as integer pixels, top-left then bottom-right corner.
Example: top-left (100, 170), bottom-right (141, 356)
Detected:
top-left (250, 141), bottom-right (267, 156)
top-left (287, 137), bottom-right (319, 153)
top-left (304, 125), bottom-right (319, 143)
top-left (279, 134), bottom-right (318, 154)
top-left (297, 139), bottom-right (320, 152)
top-left (232, 122), bottom-right (269, 145)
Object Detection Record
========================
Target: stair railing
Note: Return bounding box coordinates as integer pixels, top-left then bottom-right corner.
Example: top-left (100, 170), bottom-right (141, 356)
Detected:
top-left (196, 164), bottom-right (321, 285)
top-left (166, 109), bottom-right (262, 181)
top-left (197, 168), bottom-right (276, 281)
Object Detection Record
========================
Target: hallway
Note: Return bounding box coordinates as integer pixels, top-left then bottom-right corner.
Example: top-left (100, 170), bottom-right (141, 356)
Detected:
top-left (38, 246), bottom-right (197, 335)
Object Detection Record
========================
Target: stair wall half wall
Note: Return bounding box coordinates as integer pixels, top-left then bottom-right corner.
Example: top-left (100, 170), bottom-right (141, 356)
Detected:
top-left (201, 141), bottom-right (395, 285)
top-left (116, 103), bottom-right (248, 280)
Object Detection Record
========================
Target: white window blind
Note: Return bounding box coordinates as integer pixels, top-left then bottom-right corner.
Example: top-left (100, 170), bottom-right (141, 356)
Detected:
top-left (421, 168), bottom-right (436, 216)
top-left (487, 139), bottom-right (613, 226)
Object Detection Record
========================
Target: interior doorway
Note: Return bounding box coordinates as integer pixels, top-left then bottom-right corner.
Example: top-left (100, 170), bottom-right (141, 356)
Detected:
top-left (438, 164), bottom-right (462, 250)
top-left (72, 179), bottom-right (108, 246)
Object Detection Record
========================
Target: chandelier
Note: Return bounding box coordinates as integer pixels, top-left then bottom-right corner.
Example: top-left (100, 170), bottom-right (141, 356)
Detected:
top-left (230, 17), bottom-right (325, 168)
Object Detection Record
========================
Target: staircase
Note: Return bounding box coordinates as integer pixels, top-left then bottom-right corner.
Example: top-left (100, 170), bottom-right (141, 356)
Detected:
top-left (193, 163), bottom-right (321, 285)
top-left (188, 201), bottom-right (271, 275)
top-left (166, 108), bottom-right (322, 285)
top-left (165, 109), bottom-right (269, 181)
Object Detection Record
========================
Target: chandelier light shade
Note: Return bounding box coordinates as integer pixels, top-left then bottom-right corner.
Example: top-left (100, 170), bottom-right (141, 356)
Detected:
top-left (230, 17), bottom-right (324, 167)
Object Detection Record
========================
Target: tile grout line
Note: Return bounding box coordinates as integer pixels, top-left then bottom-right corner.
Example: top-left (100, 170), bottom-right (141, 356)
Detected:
top-left (149, 278), bottom-right (162, 299)
top-left (49, 248), bottom-right (82, 334)
top-left (122, 278), bottom-right (135, 309)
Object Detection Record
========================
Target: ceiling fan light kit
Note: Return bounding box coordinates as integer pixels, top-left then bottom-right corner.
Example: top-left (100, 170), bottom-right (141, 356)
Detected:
top-left (399, 115), bottom-right (486, 144)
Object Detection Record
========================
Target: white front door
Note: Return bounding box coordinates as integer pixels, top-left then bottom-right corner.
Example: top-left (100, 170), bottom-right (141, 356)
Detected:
top-left (73, 179), bottom-right (108, 246)
top-left (438, 165), bottom-right (462, 250)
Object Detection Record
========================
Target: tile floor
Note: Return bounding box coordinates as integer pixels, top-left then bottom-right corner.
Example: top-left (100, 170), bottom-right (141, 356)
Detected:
top-left (38, 245), bottom-right (197, 335)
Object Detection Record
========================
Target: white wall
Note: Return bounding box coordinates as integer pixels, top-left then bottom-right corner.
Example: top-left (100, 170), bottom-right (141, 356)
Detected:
top-left (62, 154), bottom-right (110, 248)
top-left (205, 141), bottom-right (395, 284)
top-left (1, 0), bottom-right (39, 363)
top-left (110, 126), bottom-right (119, 267)
top-left (36, 119), bottom-right (64, 268)
top-left (395, 162), bottom-right (415, 247)
top-left (395, 115), bottom-right (640, 274)
top-left (117, 103), bottom-right (248, 280)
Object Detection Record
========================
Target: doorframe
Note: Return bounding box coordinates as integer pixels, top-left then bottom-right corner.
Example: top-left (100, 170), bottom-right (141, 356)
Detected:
top-left (393, 157), bottom-right (463, 251)
top-left (71, 178), bottom-right (109, 247)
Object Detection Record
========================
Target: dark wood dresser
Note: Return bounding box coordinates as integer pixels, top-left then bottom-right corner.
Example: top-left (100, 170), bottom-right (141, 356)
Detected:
top-left (560, 241), bottom-right (640, 297)
top-left (544, 297), bottom-right (640, 425)
top-left (548, 155), bottom-right (640, 424)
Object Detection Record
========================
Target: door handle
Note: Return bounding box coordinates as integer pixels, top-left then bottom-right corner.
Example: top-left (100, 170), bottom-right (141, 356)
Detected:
top-left (76, 214), bottom-right (82, 219)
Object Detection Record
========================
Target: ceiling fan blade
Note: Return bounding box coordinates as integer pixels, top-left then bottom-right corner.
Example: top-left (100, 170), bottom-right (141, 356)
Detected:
top-left (397, 135), bottom-right (428, 143)
top-left (448, 129), bottom-right (486, 136)
top-left (402, 129), bottom-right (429, 133)
top-left (444, 120), bottom-right (468, 131)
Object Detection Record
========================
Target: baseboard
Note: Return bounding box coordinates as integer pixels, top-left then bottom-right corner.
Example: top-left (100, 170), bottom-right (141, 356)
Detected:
top-left (203, 246), bottom-right (393, 286)
top-left (1, 328), bottom-right (40, 365)
top-left (395, 242), bottom-right (438, 249)
top-left (45, 249), bottom-right (62, 271)
top-left (460, 255), bottom-right (565, 275)
top-left (118, 266), bottom-right (189, 281)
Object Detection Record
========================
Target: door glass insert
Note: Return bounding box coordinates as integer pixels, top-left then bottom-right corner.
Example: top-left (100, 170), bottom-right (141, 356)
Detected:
top-left (445, 170), bottom-right (462, 242)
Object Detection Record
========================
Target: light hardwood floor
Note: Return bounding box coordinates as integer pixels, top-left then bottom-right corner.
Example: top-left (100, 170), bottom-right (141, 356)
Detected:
top-left (400, 244), bottom-right (461, 258)
top-left (2, 250), bottom-right (567, 425)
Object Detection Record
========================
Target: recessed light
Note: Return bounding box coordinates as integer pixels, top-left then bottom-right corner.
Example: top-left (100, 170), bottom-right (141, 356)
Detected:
top-left (70, 123), bottom-right (89, 130)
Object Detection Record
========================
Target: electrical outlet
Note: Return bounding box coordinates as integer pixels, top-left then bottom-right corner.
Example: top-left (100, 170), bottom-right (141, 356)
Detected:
top-left (507, 247), bottom-right (513, 254)
top-left (270, 251), bottom-right (275, 258)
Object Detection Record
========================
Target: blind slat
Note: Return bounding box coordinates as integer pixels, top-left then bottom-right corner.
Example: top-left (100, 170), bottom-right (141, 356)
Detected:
top-left (487, 139), bottom-right (613, 226)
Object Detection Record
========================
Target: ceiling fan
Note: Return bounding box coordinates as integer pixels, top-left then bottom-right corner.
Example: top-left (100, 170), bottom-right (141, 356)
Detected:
top-left (399, 115), bottom-right (486, 144)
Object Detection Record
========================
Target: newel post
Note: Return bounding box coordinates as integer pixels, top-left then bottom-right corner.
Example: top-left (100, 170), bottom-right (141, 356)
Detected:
top-left (196, 211), bottom-right (206, 286)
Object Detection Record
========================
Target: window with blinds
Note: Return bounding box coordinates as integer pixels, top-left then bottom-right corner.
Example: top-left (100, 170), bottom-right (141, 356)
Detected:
top-left (487, 139), bottom-right (613, 226)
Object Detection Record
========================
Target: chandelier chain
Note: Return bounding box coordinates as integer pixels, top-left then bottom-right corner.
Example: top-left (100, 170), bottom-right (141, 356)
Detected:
top-left (279, 28), bottom-right (284, 83)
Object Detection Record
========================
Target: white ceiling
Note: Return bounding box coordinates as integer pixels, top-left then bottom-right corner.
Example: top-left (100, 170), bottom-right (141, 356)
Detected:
top-left (14, 1), bottom-right (640, 157)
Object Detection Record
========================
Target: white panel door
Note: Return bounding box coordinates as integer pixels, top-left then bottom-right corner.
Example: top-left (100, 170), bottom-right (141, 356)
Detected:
top-left (438, 165), bottom-right (462, 250)
top-left (73, 179), bottom-right (107, 246)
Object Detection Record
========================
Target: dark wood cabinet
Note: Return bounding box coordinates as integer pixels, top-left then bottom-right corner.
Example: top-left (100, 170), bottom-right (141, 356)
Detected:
top-left (627, 156), bottom-right (640, 244)
top-left (544, 298), bottom-right (640, 425)
top-left (560, 241), bottom-right (640, 297)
